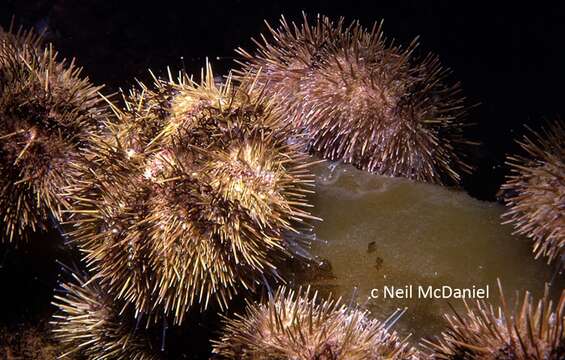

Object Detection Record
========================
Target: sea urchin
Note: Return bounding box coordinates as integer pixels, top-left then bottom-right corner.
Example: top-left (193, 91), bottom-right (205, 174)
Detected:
top-left (0, 25), bottom-right (105, 242)
top-left (51, 268), bottom-right (158, 360)
top-left (212, 286), bottom-right (418, 359)
top-left (237, 14), bottom-right (473, 184)
top-left (501, 120), bottom-right (565, 266)
top-left (422, 280), bottom-right (565, 359)
top-left (66, 65), bottom-right (319, 325)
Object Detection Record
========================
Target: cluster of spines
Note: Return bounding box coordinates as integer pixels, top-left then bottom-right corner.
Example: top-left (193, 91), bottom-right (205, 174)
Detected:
top-left (422, 280), bottom-right (565, 359)
top-left (51, 268), bottom-right (158, 360)
top-left (212, 286), bottom-right (419, 359)
top-left (501, 120), bottom-right (565, 266)
top-left (65, 63), bottom-right (319, 325)
top-left (236, 13), bottom-right (473, 185)
top-left (0, 24), bottom-right (105, 242)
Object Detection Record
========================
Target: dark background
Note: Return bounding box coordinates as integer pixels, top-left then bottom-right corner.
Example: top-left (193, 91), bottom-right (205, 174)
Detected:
top-left (0, 1), bottom-right (564, 358)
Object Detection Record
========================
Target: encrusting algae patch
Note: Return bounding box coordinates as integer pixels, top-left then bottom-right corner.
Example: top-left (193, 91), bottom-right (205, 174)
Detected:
top-left (298, 162), bottom-right (564, 339)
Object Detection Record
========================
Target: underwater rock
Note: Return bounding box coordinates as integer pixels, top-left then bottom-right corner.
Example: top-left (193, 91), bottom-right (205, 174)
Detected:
top-left (0, 323), bottom-right (72, 360)
top-left (297, 162), bottom-right (565, 339)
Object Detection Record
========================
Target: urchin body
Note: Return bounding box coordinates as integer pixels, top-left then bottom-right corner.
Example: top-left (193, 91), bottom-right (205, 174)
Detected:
top-left (212, 287), bottom-right (418, 359)
top-left (0, 26), bottom-right (105, 242)
top-left (501, 120), bottom-right (565, 266)
top-left (67, 65), bottom-right (318, 325)
top-left (237, 14), bottom-right (471, 184)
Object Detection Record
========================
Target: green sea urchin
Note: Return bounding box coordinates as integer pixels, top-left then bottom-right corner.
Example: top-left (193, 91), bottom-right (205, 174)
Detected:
top-left (66, 65), bottom-right (319, 325)
top-left (212, 286), bottom-right (418, 359)
top-left (51, 268), bottom-right (158, 360)
top-left (501, 120), bottom-right (565, 266)
top-left (422, 281), bottom-right (565, 359)
top-left (237, 14), bottom-right (472, 184)
top-left (0, 26), bottom-right (105, 242)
